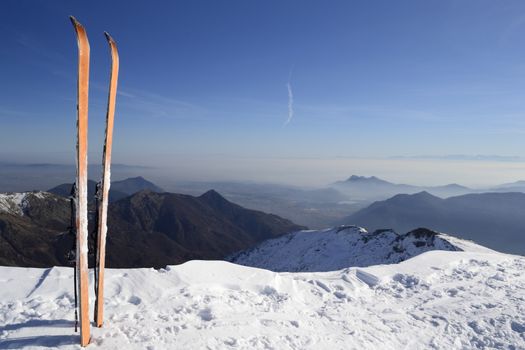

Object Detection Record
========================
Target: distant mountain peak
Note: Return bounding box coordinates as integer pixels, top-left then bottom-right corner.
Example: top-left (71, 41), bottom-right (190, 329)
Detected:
top-left (200, 189), bottom-right (222, 198)
top-left (412, 190), bottom-right (433, 197)
top-left (346, 175), bottom-right (386, 183)
top-left (331, 175), bottom-right (473, 201)
top-left (334, 175), bottom-right (397, 188)
top-left (48, 176), bottom-right (164, 202)
top-left (496, 180), bottom-right (525, 189)
top-left (199, 189), bottom-right (232, 207)
top-left (387, 191), bottom-right (441, 202)
top-left (432, 183), bottom-right (470, 190)
top-left (112, 176), bottom-right (164, 194)
top-left (124, 176), bottom-right (147, 182)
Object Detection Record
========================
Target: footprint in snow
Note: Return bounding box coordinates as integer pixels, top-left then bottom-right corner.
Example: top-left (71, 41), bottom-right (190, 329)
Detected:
top-left (260, 286), bottom-right (278, 296)
top-left (198, 307), bottom-right (213, 321)
top-left (392, 274), bottom-right (421, 288)
top-left (223, 337), bottom-right (237, 346)
top-left (128, 295), bottom-right (142, 305)
top-left (333, 291), bottom-right (348, 300)
top-left (314, 280), bottom-right (331, 293)
top-left (446, 288), bottom-right (459, 297)
top-left (511, 321), bottom-right (525, 333)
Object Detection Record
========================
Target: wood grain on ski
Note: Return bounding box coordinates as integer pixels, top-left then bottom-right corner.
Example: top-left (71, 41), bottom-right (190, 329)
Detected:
top-left (95, 31), bottom-right (119, 328)
top-left (70, 15), bottom-right (91, 347)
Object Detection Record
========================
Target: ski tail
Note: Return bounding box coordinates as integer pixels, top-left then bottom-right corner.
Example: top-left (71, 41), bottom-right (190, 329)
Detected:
top-left (94, 31), bottom-right (119, 328)
top-left (70, 15), bottom-right (91, 347)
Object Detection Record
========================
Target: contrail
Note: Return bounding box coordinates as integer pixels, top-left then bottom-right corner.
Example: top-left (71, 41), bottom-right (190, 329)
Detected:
top-left (284, 81), bottom-right (294, 126)
top-left (284, 66), bottom-right (294, 126)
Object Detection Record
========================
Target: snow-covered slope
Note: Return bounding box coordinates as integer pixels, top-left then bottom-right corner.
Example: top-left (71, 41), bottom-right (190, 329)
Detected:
top-left (229, 226), bottom-right (494, 272)
top-left (1, 249), bottom-right (524, 349)
top-left (0, 191), bottom-right (55, 216)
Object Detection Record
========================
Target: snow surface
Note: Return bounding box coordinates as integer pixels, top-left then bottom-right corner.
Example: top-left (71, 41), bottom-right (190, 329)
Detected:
top-left (0, 192), bottom-right (52, 216)
top-left (1, 248), bottom-right (524, 349)
top-left (0, 192), bottom-right (29, 216)
top-left (229, 226), bottom-right (495, 272)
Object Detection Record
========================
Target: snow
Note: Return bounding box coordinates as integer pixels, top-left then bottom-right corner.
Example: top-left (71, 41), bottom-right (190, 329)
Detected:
top-left (0, 192), bottom-right (27, 215)
top-left (229, 226), bottom-right (495, 272)
top-left (1, 248), bottom-right (524, 349)
top-left (98, 166), bottom-right (111, 261)
top-left (0, 191), bottom-right (51, 216)
top-left (77, 179), bottom-right (89, 265)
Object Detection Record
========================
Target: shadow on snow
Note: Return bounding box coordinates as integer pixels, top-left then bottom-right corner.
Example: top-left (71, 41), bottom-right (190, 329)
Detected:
top-left (0, 319), bottom-right (78, 349)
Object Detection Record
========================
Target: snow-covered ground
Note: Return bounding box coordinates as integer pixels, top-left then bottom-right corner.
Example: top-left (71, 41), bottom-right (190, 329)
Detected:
top-left (229, 226), bottom-right (495, 272)
top-left (1, 246), bottom-right (524, 349)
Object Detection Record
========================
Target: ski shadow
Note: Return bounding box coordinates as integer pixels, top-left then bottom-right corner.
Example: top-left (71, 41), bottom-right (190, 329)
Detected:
top-left (25, 268), bottom-right (53, 298)
top-left (0, 319), bottom-right (78, 349)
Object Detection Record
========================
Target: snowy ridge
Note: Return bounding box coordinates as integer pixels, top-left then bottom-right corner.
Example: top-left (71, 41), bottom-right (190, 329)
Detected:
top-left (0, 191), bottom-right (49, 216)
top-left (229, 226), bottom-right (494, 272)
top-left (0, 250), bottom-right (524, 349)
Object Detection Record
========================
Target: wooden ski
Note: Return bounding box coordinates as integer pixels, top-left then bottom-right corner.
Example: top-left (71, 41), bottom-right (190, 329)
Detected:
top-left (70, 16), bottom-right (91, 347)
top-left (94, 31), bottom-right (119, 328)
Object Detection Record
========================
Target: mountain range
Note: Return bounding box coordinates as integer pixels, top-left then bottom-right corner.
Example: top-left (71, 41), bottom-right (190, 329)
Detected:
top-left (3, 174), bottom-right (525, 265)
top-left (0, 162), bottom-right (151, 193)
top-left (47, 176), bottom-right (163, 202)
top-left (171, 180), bottom-right (358, 229)
top-left (331, 175), bottom-right (472, 200)
top-left (106, 190), bottom-right (303, 267)
top-left (2, 180), bottom-right (524, 347)
top-left (341, 191), bottom-right (525, 255)
top-left (0, 189), bottom-right (303, 268)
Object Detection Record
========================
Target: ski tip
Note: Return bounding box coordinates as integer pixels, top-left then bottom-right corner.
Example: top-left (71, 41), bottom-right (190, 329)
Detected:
top-left (69, 16), bottom-right (85, 31)
top-left (69, 16), bottom-right (80, 26)
top-left (104, 31), bottom-right (116, 45)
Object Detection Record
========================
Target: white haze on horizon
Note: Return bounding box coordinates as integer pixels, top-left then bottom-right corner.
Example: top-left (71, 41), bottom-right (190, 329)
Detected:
top-left (4, 152), bottom-right (525, 190)
top-left (130, 155), bottom-right (525, 189)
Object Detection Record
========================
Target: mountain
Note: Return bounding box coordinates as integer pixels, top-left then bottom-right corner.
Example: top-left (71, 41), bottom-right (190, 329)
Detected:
top-left (336, 175), bottom-right (396, 186)
top-left (1, 244), bottom-right (523, 348)
top-left (110, 176), bottom-right (164, 194)
top-left (494, 180), bottom-right (525, 189)
top-left (489, 180), bottom-right (525, 194)
top-left (428, 183), bottom-right (472, 197)
top-left (0, 162), bottom-right (151, 193)
top-left (0, 190), bottom-right (303, 268)
top-left (0, 192), bottom-right (72, 267)
top-left (341, 191), bottom-right (525, 255)
top-left (229, 226), bottom-right (492, 272)
top-left (106, 190), bottom-right (304, 267)
top-left (47, 179), bottom-right (130, 201)
top-left (171, 180), bottom-right (356, 229)
top-left (47, 176), bottom-right (163, 202)
top-left (331, 175), bottom-right (471, 200)
top-left (333, 175), bottom-right (413, 194)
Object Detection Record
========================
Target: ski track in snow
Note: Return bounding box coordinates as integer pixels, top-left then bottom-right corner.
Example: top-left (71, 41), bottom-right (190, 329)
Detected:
top-left (0, 250), bottom-right (524, 349)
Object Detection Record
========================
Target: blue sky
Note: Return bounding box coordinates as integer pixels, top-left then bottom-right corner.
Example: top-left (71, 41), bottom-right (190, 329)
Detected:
top-left (2, 1), bottom-right (525, 186)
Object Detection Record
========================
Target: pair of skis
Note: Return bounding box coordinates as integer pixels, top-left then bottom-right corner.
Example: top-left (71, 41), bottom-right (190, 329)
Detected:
top-left (70, 16), bottom-right (119, 347)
